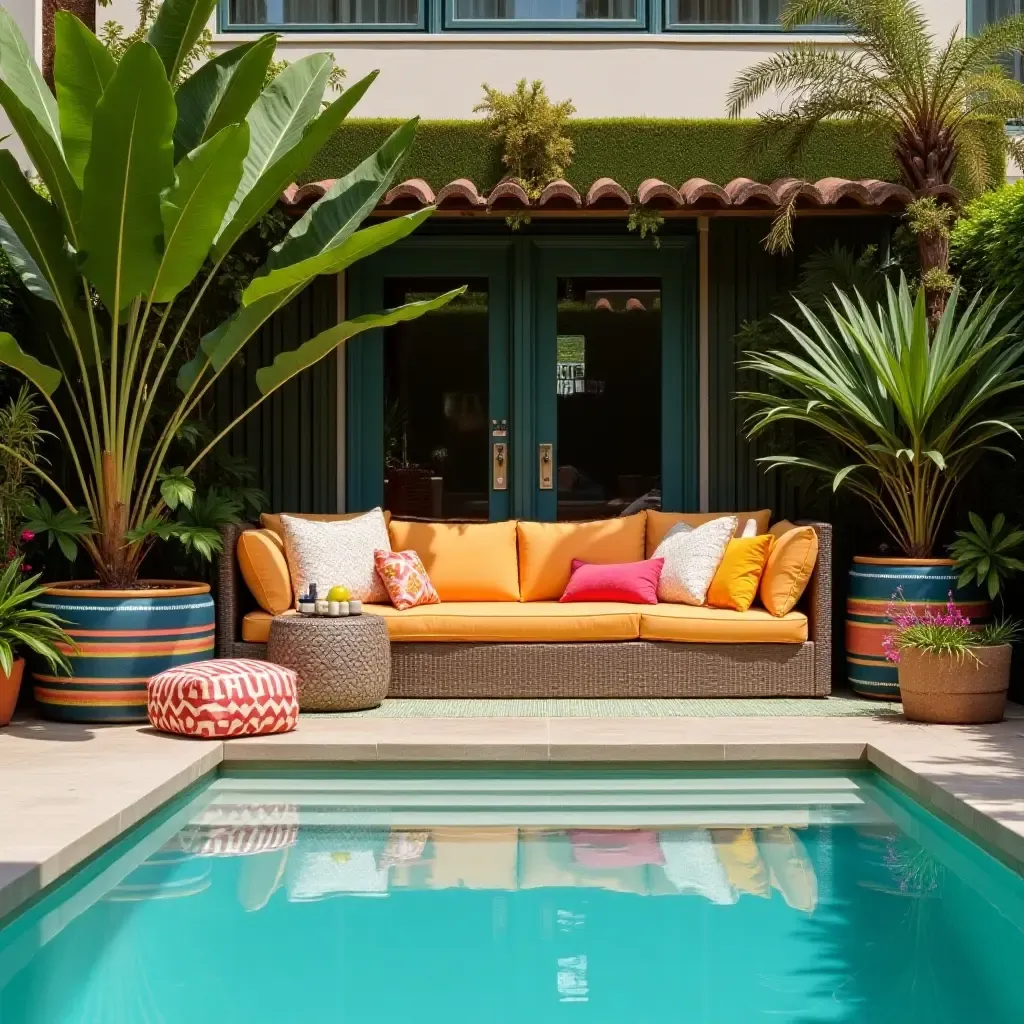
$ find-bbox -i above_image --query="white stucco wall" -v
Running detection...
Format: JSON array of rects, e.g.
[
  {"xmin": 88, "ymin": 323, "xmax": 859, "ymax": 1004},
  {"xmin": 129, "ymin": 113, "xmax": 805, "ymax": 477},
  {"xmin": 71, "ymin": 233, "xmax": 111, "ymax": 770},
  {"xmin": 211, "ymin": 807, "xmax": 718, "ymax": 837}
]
[
  {"xmin": 88, "ymin": 0, "xmax": 975, "ymax": 120},
  {"xmin": 1, "ymin": 0, "xmax": 40, "ymax": 167}
]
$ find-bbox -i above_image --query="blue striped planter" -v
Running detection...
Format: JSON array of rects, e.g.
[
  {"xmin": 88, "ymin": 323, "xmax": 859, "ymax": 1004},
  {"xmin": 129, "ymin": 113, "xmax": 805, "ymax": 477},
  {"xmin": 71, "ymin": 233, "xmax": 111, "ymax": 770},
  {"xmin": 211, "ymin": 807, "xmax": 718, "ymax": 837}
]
[
  {"xmin": 32, "ymin": 582, "xmax": 216, "ymax": 723},
  {"xmin": 846, "ymin": 558, "xmax": 988, "ymax": 700}
]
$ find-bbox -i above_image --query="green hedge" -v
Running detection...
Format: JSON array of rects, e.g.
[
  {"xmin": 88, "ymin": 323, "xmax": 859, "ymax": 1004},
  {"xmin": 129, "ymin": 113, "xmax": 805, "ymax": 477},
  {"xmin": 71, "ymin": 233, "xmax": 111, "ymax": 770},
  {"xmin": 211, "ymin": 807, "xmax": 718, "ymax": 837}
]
[{"xmin": 302, "ymin": 117, "xmax": 1005, "ymax": 194}]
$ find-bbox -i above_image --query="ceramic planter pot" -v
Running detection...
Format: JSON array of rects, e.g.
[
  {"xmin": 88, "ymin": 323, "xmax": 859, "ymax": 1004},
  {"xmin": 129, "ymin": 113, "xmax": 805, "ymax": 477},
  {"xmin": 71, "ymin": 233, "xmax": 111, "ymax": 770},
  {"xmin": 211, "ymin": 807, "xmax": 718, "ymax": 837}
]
[
  {"xmin": 0, "ymin": 657, "xmax": 25, "ymax": 727},
  {"xmin": 898, "ymin": 644, "xmax": 1011, "ymax": 724},
  {"xmin": 845, "ymin": 556, "xmax": 988, "ymax": 700},
  {"xmin": 31, "ymin": 582, "xmax": 215, "ymax": 723}
]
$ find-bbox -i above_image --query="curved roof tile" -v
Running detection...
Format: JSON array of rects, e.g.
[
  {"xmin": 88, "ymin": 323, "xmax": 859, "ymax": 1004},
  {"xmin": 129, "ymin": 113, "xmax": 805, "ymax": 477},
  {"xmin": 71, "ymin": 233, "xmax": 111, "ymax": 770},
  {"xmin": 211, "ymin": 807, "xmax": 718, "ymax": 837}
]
[{"xmin": 280, "ymin": 176, "xmax": 948, "ymax": 215}]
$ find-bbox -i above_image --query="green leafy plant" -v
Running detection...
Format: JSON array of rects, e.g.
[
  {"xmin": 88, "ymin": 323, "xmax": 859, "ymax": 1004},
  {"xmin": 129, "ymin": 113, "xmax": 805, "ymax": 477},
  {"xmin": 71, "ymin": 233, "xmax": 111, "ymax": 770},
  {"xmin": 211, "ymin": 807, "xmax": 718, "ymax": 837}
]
[
  {"xmin": 739, "ymin": 277, "xmax": 1024, "ymax": 557},
  {"xmin": 0, "ymin": 385, "xmax": 46, "ymax": 564},
  {"xmin": 728, "ymin": 0, "xmax": 1024, "ymax": 314},
  {"xmin": 949, "ymin": 512, "xmax": 1024, "ymax": 601},
  {"xmin": 626, "ymin": 206, "xmax": 664, "ymax": 248},
  {"xmin": 475, "ymin": 79, "xmax": 574, "ymax": 227},
  {"xmin": 0, "ymin": 557, "xmax": 73, "ymax": 676},
  {"xmin": 882, "ymin": 590, "xmax": 1017, "ymax": 660},
  {"xmin": 0, "ymin": 0, "xmax": 462, "ymax": 588}
]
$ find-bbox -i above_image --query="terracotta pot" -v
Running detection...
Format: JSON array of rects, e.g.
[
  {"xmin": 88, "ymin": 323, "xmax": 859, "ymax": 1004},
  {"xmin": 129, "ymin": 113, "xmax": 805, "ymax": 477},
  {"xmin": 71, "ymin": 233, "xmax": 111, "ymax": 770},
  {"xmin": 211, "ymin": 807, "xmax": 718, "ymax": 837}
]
[
  {"xmin": 31, "ymin": 581, "xmax": 215, "ymax": 723},
  {"xmin": 846, "ymin": 556, "xmax": 988, "ymax": 700},
  {"xmin": 898, "ymin": 644, "xmax": 1011, "ymax": 724},
  {"xmin": 0, "ymin": 657, "xmax": 25, "ymax": 727}
]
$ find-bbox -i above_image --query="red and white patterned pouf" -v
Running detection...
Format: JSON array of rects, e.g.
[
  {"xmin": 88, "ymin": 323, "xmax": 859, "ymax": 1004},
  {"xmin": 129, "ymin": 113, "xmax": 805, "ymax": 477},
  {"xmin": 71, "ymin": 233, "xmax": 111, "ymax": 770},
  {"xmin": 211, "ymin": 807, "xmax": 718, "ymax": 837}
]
[{"xmin": 148, "ymin": 659, "xmax": 298, "ymax": 739}]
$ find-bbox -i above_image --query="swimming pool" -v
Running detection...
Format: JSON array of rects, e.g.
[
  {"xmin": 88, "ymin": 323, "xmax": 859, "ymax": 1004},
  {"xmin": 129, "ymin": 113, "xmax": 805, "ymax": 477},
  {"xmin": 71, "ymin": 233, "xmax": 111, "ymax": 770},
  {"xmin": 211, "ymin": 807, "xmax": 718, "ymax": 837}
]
[{"xmin": 1, "ymin": 768, "xmax": 1021, "ymax": 1022}]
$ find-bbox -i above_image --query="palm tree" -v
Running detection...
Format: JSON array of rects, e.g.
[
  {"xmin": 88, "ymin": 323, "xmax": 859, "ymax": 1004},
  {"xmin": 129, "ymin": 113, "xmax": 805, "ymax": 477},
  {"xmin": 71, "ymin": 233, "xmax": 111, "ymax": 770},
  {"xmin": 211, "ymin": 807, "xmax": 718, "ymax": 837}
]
[{"xmin": 728, "ymin": 0, "xmax": 1024, "ymax": 318}]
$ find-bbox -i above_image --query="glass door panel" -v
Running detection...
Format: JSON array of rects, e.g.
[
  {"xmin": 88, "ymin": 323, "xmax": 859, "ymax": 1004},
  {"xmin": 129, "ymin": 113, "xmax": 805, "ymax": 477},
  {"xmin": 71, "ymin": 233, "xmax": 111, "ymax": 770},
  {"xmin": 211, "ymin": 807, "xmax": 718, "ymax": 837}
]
[
  {"xmin": 382, "ymin": 277, "xmax": 490, "ymax": 520},
  {"xmin": 554, "ymin": 276, "xmax": 662, "ymax": 521}
]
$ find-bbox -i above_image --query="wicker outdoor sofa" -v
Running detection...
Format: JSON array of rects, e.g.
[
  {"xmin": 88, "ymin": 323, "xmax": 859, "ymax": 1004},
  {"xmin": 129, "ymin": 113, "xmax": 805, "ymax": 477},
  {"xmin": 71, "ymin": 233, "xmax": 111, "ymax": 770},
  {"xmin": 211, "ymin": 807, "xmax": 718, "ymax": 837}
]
[{"xmin": 216, "ymin": 514, "xmax": 832, "ymax": 699}]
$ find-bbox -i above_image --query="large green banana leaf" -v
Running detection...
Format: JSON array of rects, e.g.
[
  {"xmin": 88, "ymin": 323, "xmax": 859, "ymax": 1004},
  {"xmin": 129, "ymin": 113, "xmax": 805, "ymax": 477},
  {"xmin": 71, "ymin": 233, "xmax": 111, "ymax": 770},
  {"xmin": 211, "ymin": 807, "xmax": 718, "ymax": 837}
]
[
  {"xmin": 0, "ymin": 333, "xmax": 62, "ymax": 397},
  {"xmin": 152, "ymin": 122, "xmax": 250, "ymax": 302},
  {"xmin": 173, "ymin": 34, "xmax": 276, "ymax": 160},
  {"xmin": 211, "ymin": 68, "xmax": 379, "ymax": 261},
  {"xmin": 147, "ymin": 0, "xmax": 218, "ymax": 83},
  {"xmin": 53, "ymin": 11, "xmax": 116, "ymax": 187},
  {"xmin": 254, "ymin": 289, "xmax": 465, "ymax": 395},
  {"xmin": 80, "ymin": 41, "xmax": 176, "ymax": 313}
]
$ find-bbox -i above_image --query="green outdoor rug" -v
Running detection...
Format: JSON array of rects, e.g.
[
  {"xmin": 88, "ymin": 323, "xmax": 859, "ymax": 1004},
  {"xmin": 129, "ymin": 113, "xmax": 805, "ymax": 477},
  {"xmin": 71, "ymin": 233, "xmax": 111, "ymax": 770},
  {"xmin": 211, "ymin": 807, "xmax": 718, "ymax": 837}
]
[{"xmin": 304, "ymin": 693, "xmax": 904, "ymax": 719}]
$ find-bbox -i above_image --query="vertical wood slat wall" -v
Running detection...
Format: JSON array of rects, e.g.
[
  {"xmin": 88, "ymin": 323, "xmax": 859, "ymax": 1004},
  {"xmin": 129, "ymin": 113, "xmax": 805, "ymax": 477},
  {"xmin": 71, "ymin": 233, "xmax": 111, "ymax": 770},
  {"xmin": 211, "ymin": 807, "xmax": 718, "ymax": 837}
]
[
  {"xmin": 707, "ymin": 216, "xmax": 891, "ymax": 521},
  {"xmin": 213, "ymin": 275, "xmax": 338, "ymax": 514}
]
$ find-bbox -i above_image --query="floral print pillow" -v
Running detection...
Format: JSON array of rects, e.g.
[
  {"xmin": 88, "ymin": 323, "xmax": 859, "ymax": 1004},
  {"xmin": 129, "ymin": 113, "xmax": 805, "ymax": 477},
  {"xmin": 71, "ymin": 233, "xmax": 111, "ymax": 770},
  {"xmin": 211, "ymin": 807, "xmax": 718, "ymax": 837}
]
[{"xmin": 373, "ymin": 549, "xmax": 440, "ymax": 611}]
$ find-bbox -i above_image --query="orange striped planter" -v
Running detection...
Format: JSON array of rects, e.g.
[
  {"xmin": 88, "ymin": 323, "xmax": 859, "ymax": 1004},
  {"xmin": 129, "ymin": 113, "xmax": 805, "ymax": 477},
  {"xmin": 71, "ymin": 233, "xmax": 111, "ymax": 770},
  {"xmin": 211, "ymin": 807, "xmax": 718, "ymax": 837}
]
[
  {"xmin": 846, "ymin": 557, "xmax": 988, "ymax": 700},
  {"xmin": 31, "ymin": 582, "xmax": 215, "ymax": 723}
]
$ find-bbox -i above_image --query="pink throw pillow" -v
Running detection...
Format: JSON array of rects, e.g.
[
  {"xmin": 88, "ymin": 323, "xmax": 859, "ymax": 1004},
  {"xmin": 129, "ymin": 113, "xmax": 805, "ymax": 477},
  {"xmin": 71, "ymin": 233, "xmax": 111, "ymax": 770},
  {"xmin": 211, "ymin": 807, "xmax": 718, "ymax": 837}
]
[
  {"xmin": 374, "ymin": 549, "xmax": 440, "ymax": 611},
  {"xmin": 559, "ymin": 557, "xmax": 664, "ymax": 605}
]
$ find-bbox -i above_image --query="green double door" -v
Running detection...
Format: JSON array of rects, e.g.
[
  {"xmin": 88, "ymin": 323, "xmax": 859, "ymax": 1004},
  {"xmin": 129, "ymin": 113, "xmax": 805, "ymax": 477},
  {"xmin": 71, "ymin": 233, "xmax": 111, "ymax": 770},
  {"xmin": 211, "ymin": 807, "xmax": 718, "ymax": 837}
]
[{"xmin": 347, "ymin": 235, "xmax": 697, "ymax": 522}]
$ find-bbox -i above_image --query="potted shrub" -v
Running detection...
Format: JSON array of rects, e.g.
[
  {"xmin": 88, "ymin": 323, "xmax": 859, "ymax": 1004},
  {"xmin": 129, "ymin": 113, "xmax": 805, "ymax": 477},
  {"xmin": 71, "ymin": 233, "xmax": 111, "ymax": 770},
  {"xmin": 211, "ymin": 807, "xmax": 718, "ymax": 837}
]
[
  {"xmin": 884, "ymin": 591, "xmax": 1019, "ymax": 724},
  {"xmin": 0, "ymin": 1, "xmax": 461, "ymax": 720},
  {"xmin": 740, "ymin": 278, "xmax": 1024, "ymax": 698},
  {"xmin": 0, "ymin": 558, "xmax": 73, "ymax": 726}
]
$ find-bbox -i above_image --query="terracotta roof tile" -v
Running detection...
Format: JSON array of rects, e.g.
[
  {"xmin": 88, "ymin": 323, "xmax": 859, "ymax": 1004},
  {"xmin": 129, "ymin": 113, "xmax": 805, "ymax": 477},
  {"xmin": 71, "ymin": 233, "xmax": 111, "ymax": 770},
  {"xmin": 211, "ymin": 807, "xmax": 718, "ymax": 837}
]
[{"xmin": 281, "ymin": 175, "xmax": 945, "ymax": 215}]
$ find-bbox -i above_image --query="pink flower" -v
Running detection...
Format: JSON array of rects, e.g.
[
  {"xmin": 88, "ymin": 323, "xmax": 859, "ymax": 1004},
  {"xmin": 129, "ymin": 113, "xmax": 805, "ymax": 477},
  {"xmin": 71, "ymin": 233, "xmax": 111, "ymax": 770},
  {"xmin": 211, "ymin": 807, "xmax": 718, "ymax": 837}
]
[
  {"xmin": 5, "ymin": 547, "xmax": 15, "ymax": 560},
  {"xmin": 19, "ymin": 563, "xmax": 31, "ymax": 572},
  {"xmin": 20, "ymin": 530, "xmax": 34, "ymax": 543},
  {"xmin": 881, "ymin": 589, "xmax": 970, "ymax": 663}
]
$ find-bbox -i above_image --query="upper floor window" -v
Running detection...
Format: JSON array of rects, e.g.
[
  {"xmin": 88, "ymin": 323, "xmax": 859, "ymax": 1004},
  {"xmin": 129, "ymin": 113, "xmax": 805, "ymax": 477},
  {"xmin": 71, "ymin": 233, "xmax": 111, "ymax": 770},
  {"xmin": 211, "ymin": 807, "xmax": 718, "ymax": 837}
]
[
  {"xmin": 221, "ymin": 0, "xmax": 840, "ymax": 32},
  {"xmin": 969, "ymin": 0, "xmax": 1023, "ymax": 80}
]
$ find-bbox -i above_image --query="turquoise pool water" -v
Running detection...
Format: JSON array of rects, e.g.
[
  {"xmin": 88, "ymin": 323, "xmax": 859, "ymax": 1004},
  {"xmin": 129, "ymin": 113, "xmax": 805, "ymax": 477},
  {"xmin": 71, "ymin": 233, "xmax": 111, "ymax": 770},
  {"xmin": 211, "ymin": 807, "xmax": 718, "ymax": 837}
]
[{"xmin": 1, "ymin": 769, "xmax": 1022, "ymax": 1022}]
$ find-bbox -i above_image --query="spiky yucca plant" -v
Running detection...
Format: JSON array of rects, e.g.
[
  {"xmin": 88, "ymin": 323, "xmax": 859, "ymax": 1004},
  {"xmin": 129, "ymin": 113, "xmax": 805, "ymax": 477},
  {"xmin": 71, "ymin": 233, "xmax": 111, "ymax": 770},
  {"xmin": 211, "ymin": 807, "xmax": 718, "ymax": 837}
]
[
  {"xmin": 0, "ymin": 558, "xmax": 73, "ymax": 676},
  {"xmin": 740, "ymin": 278, "xmax": 1024, "ymax": 557}
]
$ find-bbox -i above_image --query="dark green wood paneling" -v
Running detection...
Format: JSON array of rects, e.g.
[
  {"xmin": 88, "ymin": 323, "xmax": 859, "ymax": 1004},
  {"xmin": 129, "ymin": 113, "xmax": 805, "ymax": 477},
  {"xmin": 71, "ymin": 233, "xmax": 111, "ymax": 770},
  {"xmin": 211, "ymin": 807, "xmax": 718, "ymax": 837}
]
[
  {"xmin": 708, "ymin": 216, "xmax": 891, "ymax": 520},
  {"xmin": 213, "ymin": 276, "xmax": 338, "ymax": 514}
]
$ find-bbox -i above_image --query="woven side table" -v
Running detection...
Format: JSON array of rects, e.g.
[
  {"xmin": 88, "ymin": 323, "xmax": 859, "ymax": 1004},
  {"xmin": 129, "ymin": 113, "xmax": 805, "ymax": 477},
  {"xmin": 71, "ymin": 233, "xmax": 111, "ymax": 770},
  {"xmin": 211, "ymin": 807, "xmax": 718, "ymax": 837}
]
[{"xmin": 267, "ymin": 613, "xmax": 391, "ymax": 711}]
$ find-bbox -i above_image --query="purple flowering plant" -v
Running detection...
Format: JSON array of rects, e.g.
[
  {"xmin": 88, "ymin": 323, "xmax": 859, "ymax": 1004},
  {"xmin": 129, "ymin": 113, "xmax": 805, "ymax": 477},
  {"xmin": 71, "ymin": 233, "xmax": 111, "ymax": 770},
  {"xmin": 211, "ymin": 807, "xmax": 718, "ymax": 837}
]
[{"xmin": 883, "ymin": 587, "xmax": 1019, "ymax": 662}]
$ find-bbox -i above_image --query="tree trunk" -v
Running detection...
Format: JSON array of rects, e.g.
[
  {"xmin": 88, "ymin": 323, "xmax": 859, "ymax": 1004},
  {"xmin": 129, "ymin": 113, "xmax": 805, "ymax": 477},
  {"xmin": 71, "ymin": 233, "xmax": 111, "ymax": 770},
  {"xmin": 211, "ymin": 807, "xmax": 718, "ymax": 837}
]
[
  {"xmin": 42, "ymin": 0, "xmax": 96, "ymax": 88},
  {"xmin": 916, "ymin": 227, "xmax": 951, "ymax": 326}
]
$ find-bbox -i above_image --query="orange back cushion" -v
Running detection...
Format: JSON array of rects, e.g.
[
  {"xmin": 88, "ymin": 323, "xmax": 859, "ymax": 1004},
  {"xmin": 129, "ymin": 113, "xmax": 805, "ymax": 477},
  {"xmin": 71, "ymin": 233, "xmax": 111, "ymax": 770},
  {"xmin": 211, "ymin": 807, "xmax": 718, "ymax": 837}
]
[
  {"xmin": 646, "ymin": 509, "xmax": 771, "ymax": 557},
  {"xmin": 760, "ymin": 526, "xmax": 819, "ymax": 616},
  {"xmin": 237, "ymin": 529, "xmax": 293, "ymax": 615},
  {"xmin": 387, "ymin": 520, "xmax": 520, "ymax": 601},
  {"xmin": 517, "ymin": 514, "xmax": 647, "ymax": 602},
  {"xmin": 261, "ymin": 510, "xmax": 391, "ymax": 541},
  {"xmin": 706, "ymin": 535, "xmax": 774, "ymax": 612}
]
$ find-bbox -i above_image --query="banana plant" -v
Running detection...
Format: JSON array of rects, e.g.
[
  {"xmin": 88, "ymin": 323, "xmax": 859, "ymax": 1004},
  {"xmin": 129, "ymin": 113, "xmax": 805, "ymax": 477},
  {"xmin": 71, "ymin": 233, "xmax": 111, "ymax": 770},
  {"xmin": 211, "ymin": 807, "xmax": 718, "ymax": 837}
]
[{"xmin": 0, "ymin": 0, "xmax": 461, "ymax": 587}]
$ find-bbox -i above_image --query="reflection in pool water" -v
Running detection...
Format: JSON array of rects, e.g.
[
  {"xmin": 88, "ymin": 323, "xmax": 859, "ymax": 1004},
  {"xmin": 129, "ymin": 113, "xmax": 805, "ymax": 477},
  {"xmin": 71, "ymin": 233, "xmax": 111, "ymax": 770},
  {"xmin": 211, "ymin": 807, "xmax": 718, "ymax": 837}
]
[{"xmin": 1, "ymin": 770, "xmax": 1022, "ymax": 1022}]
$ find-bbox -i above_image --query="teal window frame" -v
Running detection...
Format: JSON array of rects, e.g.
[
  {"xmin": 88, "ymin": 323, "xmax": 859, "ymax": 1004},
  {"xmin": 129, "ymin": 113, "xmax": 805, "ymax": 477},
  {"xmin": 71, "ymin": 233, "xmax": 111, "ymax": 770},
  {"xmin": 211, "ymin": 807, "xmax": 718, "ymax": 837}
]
[
  {"xmin": 661, "ymin": 0, "xmax": 844, "ymax": 32},
  {"xmin": 219, "ymin": 0, "xmax": 426, "ymax": 32},
  {"xmin": 444, "ymin": 0, "xmax": 647, "ymax": 31},
  {"xmin": 967, "ymin": 1, "xmax": 1024, "ymax": 83}
]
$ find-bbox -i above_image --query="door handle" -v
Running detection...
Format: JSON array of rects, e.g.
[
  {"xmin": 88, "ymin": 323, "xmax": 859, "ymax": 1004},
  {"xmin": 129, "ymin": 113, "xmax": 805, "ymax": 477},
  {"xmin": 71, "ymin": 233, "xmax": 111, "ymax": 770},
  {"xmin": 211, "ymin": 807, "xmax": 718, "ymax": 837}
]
[
  {"xmin": 493, "ymin": 442, "xmax": 508, "ymax": 491},
  {"xmin": 539, "ymin": 443, "xmax": 554, "ymax": 490}
]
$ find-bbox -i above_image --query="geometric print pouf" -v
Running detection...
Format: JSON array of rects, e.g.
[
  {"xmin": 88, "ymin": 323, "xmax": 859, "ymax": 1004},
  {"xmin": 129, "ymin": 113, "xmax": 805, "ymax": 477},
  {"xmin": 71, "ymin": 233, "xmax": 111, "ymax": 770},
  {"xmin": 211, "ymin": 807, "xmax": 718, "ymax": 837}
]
[{"xmin": 148, "ymin": 659, "xmax": 298, "ymax": 739}]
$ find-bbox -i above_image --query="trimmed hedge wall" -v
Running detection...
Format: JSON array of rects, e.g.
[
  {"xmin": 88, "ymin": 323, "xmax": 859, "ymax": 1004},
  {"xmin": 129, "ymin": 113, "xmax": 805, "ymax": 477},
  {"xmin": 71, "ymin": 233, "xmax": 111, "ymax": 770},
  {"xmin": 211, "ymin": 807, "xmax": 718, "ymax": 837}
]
[{"xmin": 302, "ymin": 118, "xmax": 1005, "ymax": 194}]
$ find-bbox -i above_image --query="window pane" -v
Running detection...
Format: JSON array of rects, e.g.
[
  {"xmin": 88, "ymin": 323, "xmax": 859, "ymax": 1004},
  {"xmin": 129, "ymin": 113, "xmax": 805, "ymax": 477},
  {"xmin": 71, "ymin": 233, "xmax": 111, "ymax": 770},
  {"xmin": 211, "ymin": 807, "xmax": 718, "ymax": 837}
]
[
  {"xmin": 452, "ymin": 0, "xmax": 637, "ymax": 21},
  {"xmin": 667, "ymin": 0, "xmax": 835, "ymax": 25},
  {"xmin": 228, "ymin": 0, "xmax": 420, "ymax": 25},
  {"xmin": 555, "ymin": 278, "xmax": 661, "ymax": 521},
  {"xmin": 383, "ymin": 278, "xmax": 491, "ymax": 521}
]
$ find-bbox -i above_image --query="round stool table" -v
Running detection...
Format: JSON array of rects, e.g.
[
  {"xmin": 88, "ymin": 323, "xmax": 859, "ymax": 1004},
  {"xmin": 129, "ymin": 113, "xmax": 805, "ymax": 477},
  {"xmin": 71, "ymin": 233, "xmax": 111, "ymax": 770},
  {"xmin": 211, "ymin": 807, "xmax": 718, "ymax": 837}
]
[{"xmin": 267, "ymin": 613, "xmax": 391, "ymax": 711}]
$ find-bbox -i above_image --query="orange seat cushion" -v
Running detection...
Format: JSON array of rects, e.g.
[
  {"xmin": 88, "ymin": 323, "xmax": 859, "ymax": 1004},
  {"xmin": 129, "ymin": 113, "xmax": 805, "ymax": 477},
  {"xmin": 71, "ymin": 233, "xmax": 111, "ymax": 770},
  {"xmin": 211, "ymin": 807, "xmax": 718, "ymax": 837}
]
[
  {"xmin": 363, "ymin": 601, "xmax": 641, "ymax": 642},
  {"xmin": 639, "ymin": 603, "xmax": 807, "ymax": 643},
  {"xmin": 517, "ymin": 514, "xmax": 647, "ymax": 602},
  {"xmin": 237, "ymin": 529, "xmax": 293, "ymax": 615},
  {"xmin": 388, "ymin": 520, "xmax": 520, "ymax": 601},
  {"xmin": 706, "ymin": 535, "xmax": 775, "ymax": 612},
  {"xmin": 242, "ymin": 610, "xmax": 297, "ymax": 643},
  {"xmin": 646, "ymin": 510, "xmax": 771, "ymax": 558},
  {"xmin": 760, "ymin": 526, "xmax": 819, "ymax": 616},
  {"xmin": 261, "ymin": 510, "xmax": 391, "ymax": 541}
]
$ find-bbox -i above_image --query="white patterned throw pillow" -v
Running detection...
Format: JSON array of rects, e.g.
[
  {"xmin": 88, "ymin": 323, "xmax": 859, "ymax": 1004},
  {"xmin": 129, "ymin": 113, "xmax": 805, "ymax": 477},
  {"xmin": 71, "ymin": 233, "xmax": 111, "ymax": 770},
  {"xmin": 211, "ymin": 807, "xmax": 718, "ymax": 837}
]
[
  {"xmin": 278, "ymin": 508, "xmax": 391, "ymax": 605},
  {"xmin": 653, "ymin": 516, "xmax": 738, "ymax": 605}
]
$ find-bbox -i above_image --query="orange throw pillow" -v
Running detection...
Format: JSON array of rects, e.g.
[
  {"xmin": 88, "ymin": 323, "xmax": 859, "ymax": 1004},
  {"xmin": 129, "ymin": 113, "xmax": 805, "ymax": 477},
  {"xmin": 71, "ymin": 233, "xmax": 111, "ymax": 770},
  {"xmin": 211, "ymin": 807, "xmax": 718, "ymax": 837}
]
[
  {"xmin": 237, "ymin": 529, "xmax": 293, "ymax": 615},
  {"xmin": 706, "ymin": 535, "xmax": 774, "ymax": 612},
  {"xmin": 374, "ymin": 550, "xmax": 440, "ymax": 611},
  {"xmin": 760, "ymin": 526, "xmax": 819, "ymax": 616}
]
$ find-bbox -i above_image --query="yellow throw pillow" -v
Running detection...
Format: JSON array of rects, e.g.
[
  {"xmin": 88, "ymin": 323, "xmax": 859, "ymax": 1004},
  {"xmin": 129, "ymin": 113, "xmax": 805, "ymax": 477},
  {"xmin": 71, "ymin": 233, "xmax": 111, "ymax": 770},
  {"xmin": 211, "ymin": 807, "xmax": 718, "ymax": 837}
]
[
  {"xmin": 388, "ymin": 520, "xmax": 520, "ymax": 601},
  {"xmin": 646, "ymin": 509, "xmax": 771, "ymax": 557},
  {"xmin": 760, "ymin": 526, "xmax": 819, "ymax": 617},
  {"xmin": 706, "ymin": 535, "xmax": 774, "ymax": 612},
  {"xmin": 517, "ymin": 514, "xmax": 647, "ymax": 602},
  {"xmin": 237, "ymin": 529, "xmax": 293, "ymax": 614}
]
